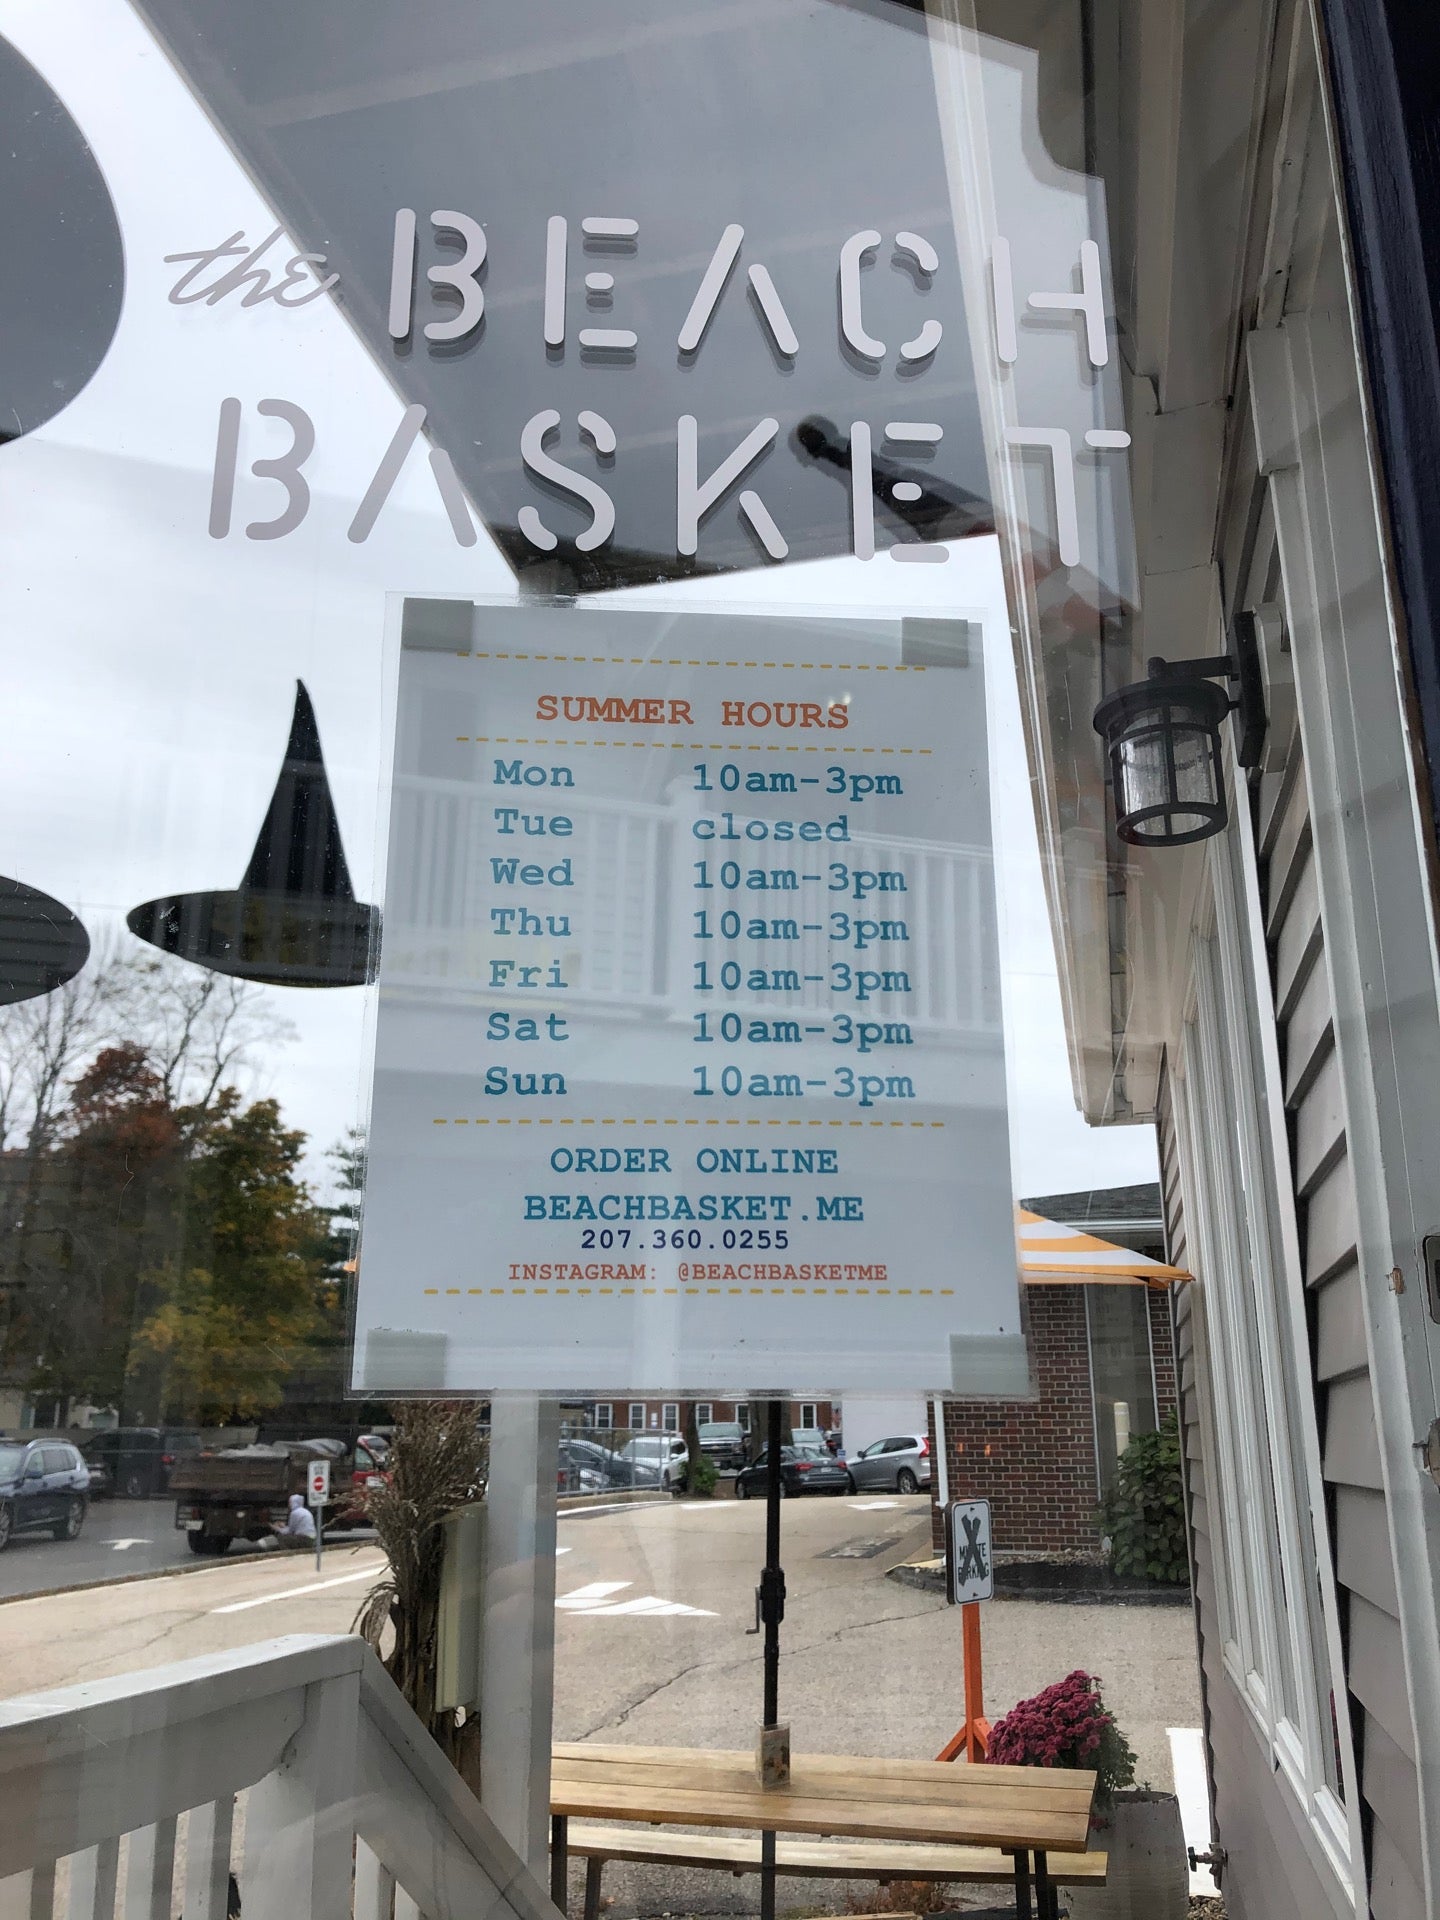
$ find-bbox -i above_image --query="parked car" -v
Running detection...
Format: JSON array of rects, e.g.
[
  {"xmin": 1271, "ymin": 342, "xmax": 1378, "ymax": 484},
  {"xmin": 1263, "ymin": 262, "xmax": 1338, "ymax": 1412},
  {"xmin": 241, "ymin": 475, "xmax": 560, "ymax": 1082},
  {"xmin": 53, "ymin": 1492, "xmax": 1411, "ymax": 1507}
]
[
  {"xmin": 618, "ymin": 1433, "xmax": 688, "ymax": 1489},
  {"xmin": 81, "ymin": 1427, "xmax": 203, "ymax": 1499},
  {"xmin": 697, "ymin": 1421, "xmax": 747, "ymax": 1470},
  {"xmin": 80, "ymin": 1454, "xmax": 114, "ymax": 1499},
  {"xmin": 0, "ymin": 1438, "xmax": 89, "ymax": 1548},
  {"xmin": 561, "ymin": 1437, "xmax": 633, "ymax": 1489},
  {"xmin": 734, "ymin": 1445, "xmax": 854, "ymax": 1499},
  {"xmin": 847, "ymin": 1433, "xmax": 932, "ymax": 1493}
]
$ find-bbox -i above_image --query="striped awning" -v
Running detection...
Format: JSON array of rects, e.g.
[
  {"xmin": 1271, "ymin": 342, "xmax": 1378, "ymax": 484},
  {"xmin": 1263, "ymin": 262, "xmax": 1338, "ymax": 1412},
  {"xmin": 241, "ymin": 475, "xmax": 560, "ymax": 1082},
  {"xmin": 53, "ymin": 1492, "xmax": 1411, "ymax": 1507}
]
[{"xmin": 1017, "ymin": 1207, "xmax": 1193, "ymax": 1288}]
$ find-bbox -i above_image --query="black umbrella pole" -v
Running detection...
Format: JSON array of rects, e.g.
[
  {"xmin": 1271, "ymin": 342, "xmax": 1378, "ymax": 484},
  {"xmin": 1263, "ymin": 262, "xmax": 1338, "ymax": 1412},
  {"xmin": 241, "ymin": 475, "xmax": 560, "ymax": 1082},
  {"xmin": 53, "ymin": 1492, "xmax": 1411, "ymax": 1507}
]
[
  {"xmin": 763, "ymin": 1397, "xmax": 784, "ymax": 1723},
  {"xmin": 760, "ymin": 1399, "xmax": 786, "ymax": 1920}
]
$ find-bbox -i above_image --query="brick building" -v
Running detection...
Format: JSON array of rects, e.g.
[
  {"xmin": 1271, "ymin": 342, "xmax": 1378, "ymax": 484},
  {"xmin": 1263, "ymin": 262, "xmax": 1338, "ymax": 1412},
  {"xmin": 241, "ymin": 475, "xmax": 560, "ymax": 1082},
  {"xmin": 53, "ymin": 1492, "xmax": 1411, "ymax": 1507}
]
[
  {"xmin": 580, "ymin": 1398, "xmax": 837, "ymax": 1442},
  {"xmin": 929, "ymin": 1185, "xmax": 1181, "ymax": 1556}
]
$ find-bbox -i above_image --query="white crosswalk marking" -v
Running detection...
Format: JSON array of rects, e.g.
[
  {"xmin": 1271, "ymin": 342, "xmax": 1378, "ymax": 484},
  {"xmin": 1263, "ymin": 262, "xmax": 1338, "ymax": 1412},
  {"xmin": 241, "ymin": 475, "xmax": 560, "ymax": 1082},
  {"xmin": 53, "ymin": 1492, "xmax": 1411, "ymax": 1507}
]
[
  {"xmin": 849, "ymin": 1499, "xmax": 900, "ymax": 1511},
  {"xmin": 555, "ymin": 1581, "xmax": 630, "ymax": 1608},
  {"xmin": 555, "ymin": 1579, "xmax": 716, "ymax": 1619}
]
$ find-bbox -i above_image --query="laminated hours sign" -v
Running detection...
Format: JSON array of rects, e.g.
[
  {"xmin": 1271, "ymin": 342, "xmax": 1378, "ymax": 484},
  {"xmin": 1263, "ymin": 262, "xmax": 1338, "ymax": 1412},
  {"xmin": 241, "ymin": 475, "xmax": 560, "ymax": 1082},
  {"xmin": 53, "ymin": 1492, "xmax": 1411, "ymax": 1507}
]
[{"xmin": 352, "ymin": 602, "xmax": 1025, "ymax": 1395}]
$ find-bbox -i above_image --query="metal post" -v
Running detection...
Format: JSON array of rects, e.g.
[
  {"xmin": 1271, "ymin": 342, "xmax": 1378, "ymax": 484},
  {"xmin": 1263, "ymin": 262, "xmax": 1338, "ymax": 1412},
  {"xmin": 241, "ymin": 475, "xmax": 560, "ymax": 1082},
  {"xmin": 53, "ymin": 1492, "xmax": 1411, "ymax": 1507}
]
[
  {"xmin": 962, "ymin": 1601, "xmax": 984, "ymax": 1762},
  {"xmin": 759, "ymin": 1398, "xmax": 785, "ymax": 1920},
  {"xmin": 480, "ymin": 1396, "xmax": 560, "ymax": 1885},
  {"xmin": 314, "ymin": 1507, "xmax": 322, "ymax": 1575}
]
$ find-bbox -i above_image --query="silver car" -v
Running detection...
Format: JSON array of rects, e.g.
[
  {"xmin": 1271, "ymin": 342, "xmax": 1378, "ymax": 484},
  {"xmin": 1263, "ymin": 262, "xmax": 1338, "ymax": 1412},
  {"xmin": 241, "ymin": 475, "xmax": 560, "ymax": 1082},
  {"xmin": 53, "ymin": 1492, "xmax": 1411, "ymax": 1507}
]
[{"xmin": 847, "ymin": 1433, "xmax": 932, "ymax": 1494}]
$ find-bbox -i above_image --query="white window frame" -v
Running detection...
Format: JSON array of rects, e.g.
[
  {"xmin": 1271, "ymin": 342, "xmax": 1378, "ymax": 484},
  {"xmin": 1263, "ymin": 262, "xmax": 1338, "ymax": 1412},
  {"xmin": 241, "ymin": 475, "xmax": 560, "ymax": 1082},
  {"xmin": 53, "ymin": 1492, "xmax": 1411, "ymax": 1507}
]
[
  {"xmin": 695, "ymin": 1403, "xmax": 712, "ymax": 1426},
  {"xmin": 799, "ymin": 1404, "xmax": 818, "ymax": 1430},
  {"xmin": 627, "ymin": 1402, "xmax": 644, "ymax": 1431},
  {"xmin": 592, "ymin": 1403, "xmax": 612, "ymax": 1431},
  {"xmin": 661, "ymin": 1403, "xmax": 679, "ymax": 1433}
]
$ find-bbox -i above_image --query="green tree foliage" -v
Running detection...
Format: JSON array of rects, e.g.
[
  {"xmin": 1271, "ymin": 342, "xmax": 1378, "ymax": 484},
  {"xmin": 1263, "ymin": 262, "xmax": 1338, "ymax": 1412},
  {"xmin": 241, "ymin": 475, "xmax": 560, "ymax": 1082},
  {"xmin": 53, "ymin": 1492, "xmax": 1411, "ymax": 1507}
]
[
  {"xmin": 1098, "ymin": 1412, "xmax": 1189, "ymax": 1584},
  {"xmin": 0, "ymin": 953, "xmax": 326, "ymax": 1426},
  {"xmin": 130, "ymin": 1091, "xmax": 326, "ymax": 1423}
]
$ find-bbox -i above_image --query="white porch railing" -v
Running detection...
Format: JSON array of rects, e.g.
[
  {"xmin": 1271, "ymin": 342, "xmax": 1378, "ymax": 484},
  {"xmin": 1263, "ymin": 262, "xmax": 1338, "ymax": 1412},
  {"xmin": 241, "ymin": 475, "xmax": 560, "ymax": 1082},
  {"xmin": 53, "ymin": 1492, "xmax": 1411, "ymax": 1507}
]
[{"xmin": 0, "ymin": 1634, "xmax": 558, "ymax": 1920}]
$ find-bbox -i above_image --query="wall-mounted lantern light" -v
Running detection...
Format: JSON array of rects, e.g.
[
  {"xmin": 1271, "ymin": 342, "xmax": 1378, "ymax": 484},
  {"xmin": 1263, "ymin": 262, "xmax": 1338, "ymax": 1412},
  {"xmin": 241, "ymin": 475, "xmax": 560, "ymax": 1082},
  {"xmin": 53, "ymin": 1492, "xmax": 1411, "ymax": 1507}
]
[{"xmin": 1092, "ymin": 618, "xmax": 1266, "ymax": 847}]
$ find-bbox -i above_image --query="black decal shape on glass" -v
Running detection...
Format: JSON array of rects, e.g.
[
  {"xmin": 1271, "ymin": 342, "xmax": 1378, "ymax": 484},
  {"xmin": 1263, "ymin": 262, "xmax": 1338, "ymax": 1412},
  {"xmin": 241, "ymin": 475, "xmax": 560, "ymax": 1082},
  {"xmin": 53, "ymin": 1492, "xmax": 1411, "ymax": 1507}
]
[
  {"xmin": 0, "ymin": 34, "xmax": 123, "ymax": 443},
  {"xmin": 127, "ymin": 683, "xmax": 379, "ymax": 987},
  {"xmin": 0, "ymin": 878, "xmax": 90, "ymax": 1005}
]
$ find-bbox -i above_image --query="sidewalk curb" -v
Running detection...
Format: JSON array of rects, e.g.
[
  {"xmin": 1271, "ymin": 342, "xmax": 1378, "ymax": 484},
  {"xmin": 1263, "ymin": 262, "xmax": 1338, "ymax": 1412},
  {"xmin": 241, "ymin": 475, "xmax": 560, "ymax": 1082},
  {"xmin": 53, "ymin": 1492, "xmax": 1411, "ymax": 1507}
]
[{"xmin": 888, "ymin": 1557, "xmax": 1192, "ymax": 1607}]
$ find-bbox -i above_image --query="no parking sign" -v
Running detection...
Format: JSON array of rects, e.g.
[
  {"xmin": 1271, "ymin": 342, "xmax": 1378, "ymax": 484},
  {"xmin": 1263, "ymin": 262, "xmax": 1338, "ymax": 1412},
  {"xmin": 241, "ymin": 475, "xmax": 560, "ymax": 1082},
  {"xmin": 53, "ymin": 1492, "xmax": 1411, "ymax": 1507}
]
[
  {"xmin": 945, "ymin": 1498, "xmax": 993, "ymax": 1604},
  {"xmin": 307, "ymin": 1459, "xmax": 331, "ymax": 1508}
]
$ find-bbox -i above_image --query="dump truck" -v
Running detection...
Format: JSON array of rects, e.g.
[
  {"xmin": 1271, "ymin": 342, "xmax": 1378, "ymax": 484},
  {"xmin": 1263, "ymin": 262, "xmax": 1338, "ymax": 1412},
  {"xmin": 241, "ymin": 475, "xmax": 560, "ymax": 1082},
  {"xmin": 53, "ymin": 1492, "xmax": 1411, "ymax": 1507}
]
[{"xmin": 171, "ymin": 1435, "xmax": 388, "ymax": 1554}]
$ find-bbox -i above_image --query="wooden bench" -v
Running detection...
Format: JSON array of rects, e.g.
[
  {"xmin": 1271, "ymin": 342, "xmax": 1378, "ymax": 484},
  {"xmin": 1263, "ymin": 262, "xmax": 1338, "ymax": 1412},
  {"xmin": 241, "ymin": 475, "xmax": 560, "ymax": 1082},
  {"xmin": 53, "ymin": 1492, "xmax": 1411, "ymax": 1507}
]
[{"xmin": 563, "ymin": 1819, "xmax": 1108, "ymax": 1920}]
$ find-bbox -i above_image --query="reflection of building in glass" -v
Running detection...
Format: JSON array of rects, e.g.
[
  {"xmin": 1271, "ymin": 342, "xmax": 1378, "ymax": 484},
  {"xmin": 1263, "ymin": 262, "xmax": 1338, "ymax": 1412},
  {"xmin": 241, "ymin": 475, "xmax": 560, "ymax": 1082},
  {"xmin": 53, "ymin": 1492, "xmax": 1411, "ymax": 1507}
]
[{"xmin": 929, "ymin": 1185, "xmax": 1177, "ymax": 1557}]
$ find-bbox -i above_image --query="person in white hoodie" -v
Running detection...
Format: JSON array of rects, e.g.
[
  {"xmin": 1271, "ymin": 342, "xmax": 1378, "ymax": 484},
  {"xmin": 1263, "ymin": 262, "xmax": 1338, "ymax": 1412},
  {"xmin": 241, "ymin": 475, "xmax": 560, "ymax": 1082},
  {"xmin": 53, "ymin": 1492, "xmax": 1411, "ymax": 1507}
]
[{"xmin": 265, "ymin": 1492, "xmax": 316, "ymax": 1549}]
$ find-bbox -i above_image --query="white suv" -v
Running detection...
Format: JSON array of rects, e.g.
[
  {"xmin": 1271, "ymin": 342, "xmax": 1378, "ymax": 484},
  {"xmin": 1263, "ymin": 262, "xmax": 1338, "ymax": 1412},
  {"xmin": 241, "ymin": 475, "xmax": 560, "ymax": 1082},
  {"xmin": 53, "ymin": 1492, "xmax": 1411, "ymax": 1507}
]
[{"xmin": 618, "ymin": 1434, "xmax": 689, "ymax": 1489}]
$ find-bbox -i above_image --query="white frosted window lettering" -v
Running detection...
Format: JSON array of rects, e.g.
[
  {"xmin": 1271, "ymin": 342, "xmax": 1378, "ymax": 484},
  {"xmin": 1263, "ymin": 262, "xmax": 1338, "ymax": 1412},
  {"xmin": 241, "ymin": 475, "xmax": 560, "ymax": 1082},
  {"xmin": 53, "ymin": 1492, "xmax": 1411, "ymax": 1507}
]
[
  {"xmin": 519, "ymin": 409, "xmax": 617, "ymax": 553},
  {"xmin": 207, "ymin": 396, "xmax": 242, "ymax": 539},
  {"xmin": 1085, "ymin": 428, "xmax": 1133, "ymax": 450},
  {"xmin": 678, "ymin": 225, "xmax": 797, "ymax": 358},
  {"xmin": 745, "ymin": 265, "xmax": 799, "ymax": 358},
  {"xmin": 386, "ymin": 209, "xmax": 487, "ymax": 342},
  {"xmin": 388, "ymin": 207, "xmax": 417, "ymax": 339},
  {"xmin": 840, "ymin": 231, "xmax": 941, "ymax": 364},
  {"xmin": 544, "ymin": 214, "xmax": 568, "ymax": 348},
  {"xmin": 849, "ymin": 419, "xmax": 875, "ymax": 561},
  {"xmin": 884, "ymin": 423, "xmax": 947, "ymax": 563},
  {"xmin": 206, "ymin": 396, "xmax": 315, "ymax": 542},
  {"xmin": 839, "ymin": 229, "xmax": 885, "ymax": 360},
  {"xmin": 577, "ymin": 214, "xmax": 640, "ymax": 353},
  {"xmin": 893, "ymin": 231, "xmax": 942, "ymax": 361},
  {"xmin": 424, "ymin": 210, "xmax": 487, "ymax": 342},
  {"xmin": 347, "ymin": 402, "xmax": 475, "ymax": 545},
  {"xmin": 1026, "ymin": 237, "xmax": 1108, "ymax": 367},
  {"xmin": 678, "ymin": 225, "xmax": 744, "ymax": 352},
  {"xmin": 577, "ymin": 327, "xmax": 639, "ymax": 350},
  {"xmin": 675, "ymin": 414, "xmax": 786, "ymax": 559},
  {"xmin": 164, "ymin": 224, "xmax": 337, "ymax": 309},
  {"xmin": 990, "ymin": 236, "xmax": 1018, "ymax": 364}
]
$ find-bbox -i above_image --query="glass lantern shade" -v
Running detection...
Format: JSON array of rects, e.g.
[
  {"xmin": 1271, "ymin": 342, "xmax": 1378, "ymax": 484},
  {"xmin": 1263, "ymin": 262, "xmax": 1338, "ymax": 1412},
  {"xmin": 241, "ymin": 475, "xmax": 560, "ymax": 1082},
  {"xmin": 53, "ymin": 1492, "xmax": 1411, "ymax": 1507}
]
[{"xmin": 1092, "ymin": 675, "xmax": 1232, "ymax": 846}]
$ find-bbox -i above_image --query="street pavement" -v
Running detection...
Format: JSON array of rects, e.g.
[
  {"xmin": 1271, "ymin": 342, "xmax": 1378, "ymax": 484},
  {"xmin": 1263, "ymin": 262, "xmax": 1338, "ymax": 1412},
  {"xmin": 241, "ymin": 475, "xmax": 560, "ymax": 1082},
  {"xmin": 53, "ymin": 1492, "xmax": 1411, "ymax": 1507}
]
[
  {"xmin": 0, "ymin": 1494, "xmax": 1205, "ymax": 1916},
  {"xmin": 0, "ymin": 1491, "xmax": 377, "ymax": 1599}
]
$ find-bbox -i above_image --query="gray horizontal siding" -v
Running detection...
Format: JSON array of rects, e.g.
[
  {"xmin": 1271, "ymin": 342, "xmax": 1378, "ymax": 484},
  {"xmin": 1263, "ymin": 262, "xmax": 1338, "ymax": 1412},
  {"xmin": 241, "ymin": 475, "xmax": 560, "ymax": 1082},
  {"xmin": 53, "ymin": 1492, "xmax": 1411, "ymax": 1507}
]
[
  {"xmin": 1362, "ymin": 1712, "xmax": 1426, "ymax": 1904},
  {"xmin": 1314, "ymin": 1263, "xmax": 1368, "ymax": 1381},
  {"xmin": 1333, "ymin": 1487, "xmax": 1398, "ymax": 1617}
]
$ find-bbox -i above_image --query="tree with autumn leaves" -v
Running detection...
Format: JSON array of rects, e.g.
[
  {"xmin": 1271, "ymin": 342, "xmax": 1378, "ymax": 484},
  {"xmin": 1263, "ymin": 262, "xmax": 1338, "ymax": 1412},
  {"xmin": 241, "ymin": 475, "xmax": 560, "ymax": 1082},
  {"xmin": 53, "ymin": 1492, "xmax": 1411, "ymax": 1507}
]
[{"xmin": 0, "ymin": 952, "xmax": 344, "ymax": 1426}]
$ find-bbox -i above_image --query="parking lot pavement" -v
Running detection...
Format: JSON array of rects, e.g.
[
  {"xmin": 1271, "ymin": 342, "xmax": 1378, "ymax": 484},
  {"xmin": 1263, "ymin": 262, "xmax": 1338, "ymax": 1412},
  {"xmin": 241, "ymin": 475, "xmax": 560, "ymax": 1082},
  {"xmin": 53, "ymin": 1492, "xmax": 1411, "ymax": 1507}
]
[
  {"xmin": 0, "ymin": 1493, "xmax": 205, "ymax": 1597},
  {"xmin": 0, "ymin": 1492, "xmax": 1204, "ymax": 1915},
  {"xmin": 0, "ymin": 1493, "xmax": 378, "ymax": 1601}
]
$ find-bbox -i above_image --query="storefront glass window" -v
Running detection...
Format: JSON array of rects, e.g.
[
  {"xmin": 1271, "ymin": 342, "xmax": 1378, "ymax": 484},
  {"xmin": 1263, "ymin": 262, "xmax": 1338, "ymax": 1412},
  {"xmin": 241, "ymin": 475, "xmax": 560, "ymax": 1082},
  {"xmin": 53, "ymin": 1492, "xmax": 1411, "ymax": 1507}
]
[{"xmin": 5, "ymin": 0, "xmax": 1430, "ymax": 1915}]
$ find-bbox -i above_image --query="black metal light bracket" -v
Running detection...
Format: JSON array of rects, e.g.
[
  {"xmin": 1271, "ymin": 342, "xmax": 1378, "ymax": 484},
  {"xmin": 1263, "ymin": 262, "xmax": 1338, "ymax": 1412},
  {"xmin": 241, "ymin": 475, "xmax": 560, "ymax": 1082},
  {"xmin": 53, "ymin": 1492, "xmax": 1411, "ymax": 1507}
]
[{"xmin": 1142, "ymin": 611, "xmax": 1267, "ymax": 771}]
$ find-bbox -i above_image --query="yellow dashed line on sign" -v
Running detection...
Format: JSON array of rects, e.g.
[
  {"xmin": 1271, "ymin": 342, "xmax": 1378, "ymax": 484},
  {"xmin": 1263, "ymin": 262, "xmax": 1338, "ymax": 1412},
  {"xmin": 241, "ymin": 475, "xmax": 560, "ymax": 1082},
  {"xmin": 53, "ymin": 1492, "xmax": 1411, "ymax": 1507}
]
[
  {"xmin": 453, "ymin": 737, "xmax": 929, "ymax": 753},
  {"xmin": 454, "ymin": 652, "xmax": 923, "ymax": 672}
]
